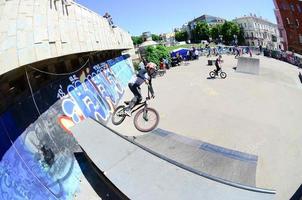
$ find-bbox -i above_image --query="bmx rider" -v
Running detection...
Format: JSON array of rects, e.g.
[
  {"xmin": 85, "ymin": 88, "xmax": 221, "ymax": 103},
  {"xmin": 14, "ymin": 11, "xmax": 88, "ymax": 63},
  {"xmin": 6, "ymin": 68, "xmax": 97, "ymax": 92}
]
[
  {"xmin": 215, "ymin": 55, "xmax": 223, "ymax": 75},
  {"xmin": 125, "ymin": 62, "xmax": 156, "ymax": 116}
]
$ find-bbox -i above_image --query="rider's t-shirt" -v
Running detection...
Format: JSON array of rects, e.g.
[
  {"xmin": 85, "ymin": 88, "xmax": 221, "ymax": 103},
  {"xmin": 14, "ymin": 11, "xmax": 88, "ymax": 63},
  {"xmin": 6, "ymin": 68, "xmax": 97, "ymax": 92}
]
[
  {"xmin": 215, "ymin": 58, "xmax": 221, "ymax": 69},
  {"xmin": 135, "ymin": 68, "xmax": 150, "ymax": 85},
  {"xmin": 139, "ymin": 62, "xmax": 146, "ymax": 70},
  {"xmin": 215, "ymin": 58, "xmax": 219, "ymax": 66}
]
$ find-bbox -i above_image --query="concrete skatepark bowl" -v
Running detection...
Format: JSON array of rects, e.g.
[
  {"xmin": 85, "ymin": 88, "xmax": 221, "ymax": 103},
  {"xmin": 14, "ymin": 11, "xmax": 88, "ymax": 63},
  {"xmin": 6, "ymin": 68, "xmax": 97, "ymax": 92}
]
[{"xmin": 0, "ymin": 1, "xmax": 302, "ymax": 199}]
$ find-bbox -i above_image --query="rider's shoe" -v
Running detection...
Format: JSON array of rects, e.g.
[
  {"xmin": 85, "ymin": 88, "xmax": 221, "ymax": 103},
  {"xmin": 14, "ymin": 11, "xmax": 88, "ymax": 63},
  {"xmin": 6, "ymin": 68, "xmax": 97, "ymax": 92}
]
[{"xmin": 124, "ymin": 108, "xmax": 132, "ymax": 117}]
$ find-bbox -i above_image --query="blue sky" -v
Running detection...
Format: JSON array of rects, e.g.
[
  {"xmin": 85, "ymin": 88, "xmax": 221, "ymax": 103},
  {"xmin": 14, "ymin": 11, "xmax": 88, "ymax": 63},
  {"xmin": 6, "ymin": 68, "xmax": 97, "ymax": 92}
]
[{"xmin": 76, "ymin": 0, "xmax": 277, "ymax": 36}]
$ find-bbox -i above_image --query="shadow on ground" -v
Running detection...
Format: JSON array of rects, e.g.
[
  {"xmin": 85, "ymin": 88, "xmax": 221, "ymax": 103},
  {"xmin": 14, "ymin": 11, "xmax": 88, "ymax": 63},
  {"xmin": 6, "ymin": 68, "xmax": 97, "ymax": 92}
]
[{"xmin": 74, "ymin": 152, "xmax": 129, "ymax": 200}]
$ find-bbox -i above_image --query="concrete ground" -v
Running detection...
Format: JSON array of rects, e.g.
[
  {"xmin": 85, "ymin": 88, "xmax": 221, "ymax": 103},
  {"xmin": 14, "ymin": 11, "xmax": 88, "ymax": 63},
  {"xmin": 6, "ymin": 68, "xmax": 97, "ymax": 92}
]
[{"xmin": 108, "ymin": 55, "xmax": 302, "ymax": 200}]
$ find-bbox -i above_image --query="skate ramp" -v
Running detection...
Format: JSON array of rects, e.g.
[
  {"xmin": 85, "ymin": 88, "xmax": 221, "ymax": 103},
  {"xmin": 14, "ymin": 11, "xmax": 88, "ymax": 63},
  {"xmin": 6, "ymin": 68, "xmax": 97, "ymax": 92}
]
[
  {"xmin": 236, "ymin": 57, "xmax": 260, "ymax": 75},
  {"xmin": 72, "ymin": 118, "xmax": 276, "ymax": 200},
  {"xmin": 134, "ymin": 128, "xmax": 258, "ymax": 186}
]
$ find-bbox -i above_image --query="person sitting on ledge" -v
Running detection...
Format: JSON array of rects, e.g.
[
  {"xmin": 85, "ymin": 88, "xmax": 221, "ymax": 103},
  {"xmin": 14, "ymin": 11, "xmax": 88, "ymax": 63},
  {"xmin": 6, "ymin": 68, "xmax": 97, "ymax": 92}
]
[{"xmin": 103, "ymin": 12, "xmax": 116, "ymax": 28}]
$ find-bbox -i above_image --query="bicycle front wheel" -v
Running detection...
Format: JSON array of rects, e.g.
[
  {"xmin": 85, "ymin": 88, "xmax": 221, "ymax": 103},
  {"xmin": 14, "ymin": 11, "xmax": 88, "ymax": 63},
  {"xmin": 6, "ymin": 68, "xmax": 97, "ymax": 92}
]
[
  {"xmin": 134, "ymin": 108, "xmax": 159, "ymax": 132},
  {"xmin": 220, "ymin": 72, "xmax": 227, "ymax": 79}
]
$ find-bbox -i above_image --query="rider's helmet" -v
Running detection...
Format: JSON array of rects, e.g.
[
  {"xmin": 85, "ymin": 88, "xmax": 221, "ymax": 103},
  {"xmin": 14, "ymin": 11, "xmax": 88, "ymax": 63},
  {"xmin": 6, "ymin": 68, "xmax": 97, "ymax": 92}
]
[{"xmin": 146, "ymin": 62, "xmax": 157, "ymax": 78}]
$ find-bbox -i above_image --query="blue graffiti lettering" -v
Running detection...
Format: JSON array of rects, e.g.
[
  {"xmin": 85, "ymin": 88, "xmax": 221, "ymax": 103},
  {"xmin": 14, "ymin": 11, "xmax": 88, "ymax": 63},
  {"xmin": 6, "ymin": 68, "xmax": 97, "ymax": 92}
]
[{"xmin": 61, "ymin": 56, "xmax": 134, "ymax": 125}]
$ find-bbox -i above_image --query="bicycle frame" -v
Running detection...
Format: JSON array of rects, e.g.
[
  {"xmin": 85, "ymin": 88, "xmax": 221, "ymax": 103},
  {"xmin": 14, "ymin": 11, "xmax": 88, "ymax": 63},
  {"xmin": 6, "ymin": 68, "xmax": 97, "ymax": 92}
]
[
  {"xmin": 131, "ymin": 101, "xmax": 147, "ymax": 114},
  {"xmin": 129, "ymin": 84, "xmax": 152, "ymax": 114}
]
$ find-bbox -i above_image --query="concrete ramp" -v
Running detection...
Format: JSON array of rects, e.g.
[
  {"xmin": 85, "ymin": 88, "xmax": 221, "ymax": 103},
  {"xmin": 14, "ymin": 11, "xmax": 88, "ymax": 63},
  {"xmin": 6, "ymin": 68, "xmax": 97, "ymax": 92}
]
[
  {"xmin": 134, "ymin": 128, "xmax": 258, "ymax": 186},
  {"xmin": 71, "ymin": 118, "xmax": 276, "ymax": 200},
  {"xmin": 236, "ymin": 57, "xmax": 260, "ymax": 75}
]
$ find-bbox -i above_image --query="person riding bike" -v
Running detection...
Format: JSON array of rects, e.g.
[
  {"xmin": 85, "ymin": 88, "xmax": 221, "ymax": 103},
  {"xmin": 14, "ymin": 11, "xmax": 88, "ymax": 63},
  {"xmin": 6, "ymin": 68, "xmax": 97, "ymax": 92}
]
[
  {"xmin": 124, "ymin": 62, "xmax": 156, "ymax": 116},
  {"xmin": 214, "ymin": 55, "xmax": 223, "ymax": 75}
]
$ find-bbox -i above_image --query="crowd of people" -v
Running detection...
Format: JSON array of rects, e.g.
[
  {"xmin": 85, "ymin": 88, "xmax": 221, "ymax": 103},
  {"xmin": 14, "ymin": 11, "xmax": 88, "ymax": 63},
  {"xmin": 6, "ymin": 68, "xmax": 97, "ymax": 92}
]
[
  {"xmin": 263, "ymin": 49, "xmax": 302, "ymax": 68},
  {"xmin": 137, "ymin": 45, "xmax": 301, "ymax": 77},
  {"xmin": 205, "ymin": 44, "xmax": 253, "ymax": 58}
]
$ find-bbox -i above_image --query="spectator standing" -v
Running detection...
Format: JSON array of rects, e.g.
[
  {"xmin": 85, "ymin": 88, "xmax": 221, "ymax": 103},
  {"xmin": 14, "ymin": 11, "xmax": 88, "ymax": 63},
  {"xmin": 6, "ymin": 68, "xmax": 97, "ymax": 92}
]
[
  {"xmin": 235, "ymin": 46, "xmax": 240, "ymax": 59},
  {"xmin": 159, "ymin": 58, "xmax": 166, "ymax": 70},
  {"xmin": 259, "ymin": 45, "xmax": 263, "ymax": 55},
  {"xmin": 163, "ymin": 58, "xmax": 170, "ymax": 69},
  {"xmin": 194, "ymin": 48, "xmax": 199, "ymax": 60}
]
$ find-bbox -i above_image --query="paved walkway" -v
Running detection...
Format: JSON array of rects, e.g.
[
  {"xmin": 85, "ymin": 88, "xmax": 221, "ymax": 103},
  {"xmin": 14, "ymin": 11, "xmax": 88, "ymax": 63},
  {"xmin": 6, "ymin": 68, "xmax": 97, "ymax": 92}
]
[{"xmin": 108, "ymin": 55, "xmax": 302, "ymax": 200}]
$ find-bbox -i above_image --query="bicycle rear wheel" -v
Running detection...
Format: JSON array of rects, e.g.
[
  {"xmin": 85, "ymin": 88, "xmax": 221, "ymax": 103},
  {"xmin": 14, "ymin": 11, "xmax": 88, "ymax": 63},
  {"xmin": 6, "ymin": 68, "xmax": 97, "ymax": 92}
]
[
  {"xmin": 134, "ymin": 108, "xmax": 159, "ymax": 132},
  {"xmin": 209, "ymin": 71, "xmax": 216, "ymax": 78},
  {"xmin": 112, "ymin": 105, "xmax": 126, "ymax": 125}
]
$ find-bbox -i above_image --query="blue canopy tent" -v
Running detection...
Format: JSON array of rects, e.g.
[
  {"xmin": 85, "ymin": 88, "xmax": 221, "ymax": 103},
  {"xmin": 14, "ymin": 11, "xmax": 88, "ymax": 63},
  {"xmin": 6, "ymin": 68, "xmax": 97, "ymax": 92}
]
[{"xmin": 170, "ymin": 48, "xmax": 190, "ymax": 60}]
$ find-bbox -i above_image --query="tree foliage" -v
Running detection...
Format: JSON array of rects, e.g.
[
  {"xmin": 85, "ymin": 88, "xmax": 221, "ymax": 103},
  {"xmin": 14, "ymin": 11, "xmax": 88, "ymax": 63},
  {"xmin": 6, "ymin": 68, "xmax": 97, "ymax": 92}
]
[
  {"xmin": 131, "ymin": 36, "xmax": 143, "ymax": 45},
  {"xmin": 209, "ymin": 24, "xmax": 222, "ymax": 42},
  {"xmin": 191, "ymin": 21, "xmax": 245, "ymax": 45},
  {"xmin": 152, "ymin": 34, "xmax": 161, "ymax": 42},
  {"xmin": 145, "ymin": 45, "xmax": 170, "ymax": 66},
  {"xmin": 192, "ymin": 22, "xmax": 210, "ymax": 42},
  {"xmin": 212, "ymin": 21, "xmax": 245, "ymax": 45},
  {"xmin": 175, "ymin": 31, "xmax": 188, "ymax": 42}
]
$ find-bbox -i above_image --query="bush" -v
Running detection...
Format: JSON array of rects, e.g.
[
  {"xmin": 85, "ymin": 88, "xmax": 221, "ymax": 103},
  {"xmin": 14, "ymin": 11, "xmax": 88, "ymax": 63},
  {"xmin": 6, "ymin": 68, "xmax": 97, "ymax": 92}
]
[
  {"xmin": 133, "ymin": 62, "xmax": 140, "ymax": 71},
  {"xmin": 145, "ymin": 45, "xmax": 170, "ymax": 66}
]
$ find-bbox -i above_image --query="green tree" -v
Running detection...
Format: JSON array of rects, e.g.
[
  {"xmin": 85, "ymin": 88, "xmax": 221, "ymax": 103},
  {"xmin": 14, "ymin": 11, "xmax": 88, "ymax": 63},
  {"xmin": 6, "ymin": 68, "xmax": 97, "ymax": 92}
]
[
  {"xmin": 220, "ymin": 21, "xmax": 243, "ymax": 45},
  {"xmin": 210, "ymin": 24, "xmax": 222, "ymax": 42},
  {"xmin": 131, "ymin": 36, "xmax": 143, "ymax": 45},
  {"xmin": 192, "ymin": 22, "xmax": 210, "ymax": 42},
  {"xmin": 238, "ymin": 27, "xmax": 245, "ymax": 45},
  {"xmin": 152, "ymin": 34, "xmax": 161, "ymax": 42},
  {"xmin": 145, "ymin": 45, "xmax": 170, "ymax": 66},
  {"xmin": 175, "ymin": 31, "xmax": 188, "ymax": 42}
]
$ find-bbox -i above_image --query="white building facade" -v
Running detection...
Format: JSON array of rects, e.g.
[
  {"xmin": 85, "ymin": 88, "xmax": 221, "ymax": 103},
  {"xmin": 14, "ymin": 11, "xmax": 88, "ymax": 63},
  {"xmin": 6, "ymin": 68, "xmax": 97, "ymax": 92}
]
[{"xmin": 234, "ymin": 15, "xmax": 283, "ymax": 50}]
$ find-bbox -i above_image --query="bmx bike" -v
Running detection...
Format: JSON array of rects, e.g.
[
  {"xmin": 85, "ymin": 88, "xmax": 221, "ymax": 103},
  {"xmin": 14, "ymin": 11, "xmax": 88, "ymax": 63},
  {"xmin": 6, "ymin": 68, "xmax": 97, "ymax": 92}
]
[
  {"xmin": 112, "ymin": 87, "xmax": 159, "ymax": 132},
  {"xmin": 209, "ymin": 69, "xmax": 227, "ymax": 79}
]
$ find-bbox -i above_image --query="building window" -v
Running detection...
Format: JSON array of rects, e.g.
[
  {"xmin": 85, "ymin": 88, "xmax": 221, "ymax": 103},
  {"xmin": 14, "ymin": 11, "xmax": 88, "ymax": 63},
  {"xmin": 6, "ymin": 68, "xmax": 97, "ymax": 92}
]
[
  {"xmin": 297, "ymin": 4, "xmax": 302, "ymax": 13},
  {"xmin": 286, "ymin": 18, "xmax": 290, "ymax": 24},
  {"xmin": 290, "ymin": 3, "xmax": 295, "ymax": 11},
  {"xmin": 296, "ymin": 19, "xmax": 300, "ymax": 27},
  {"xmin": 281, "ymin": 1, "xmax": 288, "ymax": 10},
  {"xmin": 299, "ymin": 34, "xmax": 302, "ymax": 44}
]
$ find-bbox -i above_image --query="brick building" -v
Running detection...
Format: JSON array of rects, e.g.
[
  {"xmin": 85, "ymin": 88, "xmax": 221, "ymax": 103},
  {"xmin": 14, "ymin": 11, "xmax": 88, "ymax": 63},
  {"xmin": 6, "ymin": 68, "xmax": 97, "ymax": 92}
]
[{"xmin": 274, "ymin": 0, "xmax": 302, "ymax": 53}]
